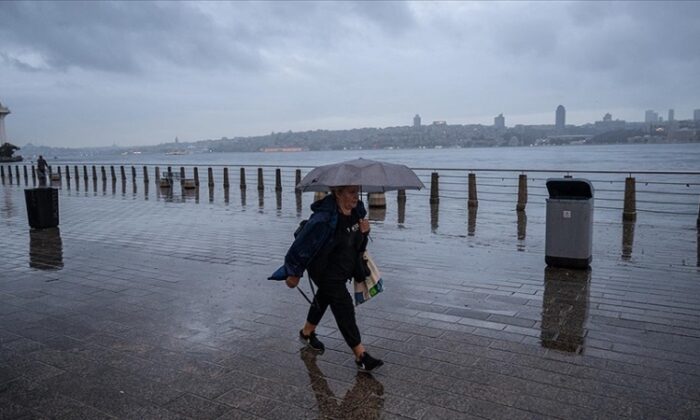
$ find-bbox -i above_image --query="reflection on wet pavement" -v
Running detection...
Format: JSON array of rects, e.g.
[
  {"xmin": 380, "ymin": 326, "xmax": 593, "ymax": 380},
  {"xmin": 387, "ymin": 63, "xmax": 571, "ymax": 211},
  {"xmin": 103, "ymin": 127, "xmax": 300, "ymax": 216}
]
[
  {"xmin": 517, "ymin": 210, "xmax": 527, "ymax": 251},
  {"xmin": 301, "ymin": 349, "xmax": 384, "ymax": 419},
  {"xmin": 430, "ymin": 201, "xmax": 438, "ymax": 232},
  {"xmin": 541, "ymin": 266, "xmax": 590, "ymax": 353},
  {"xmin": 29, "ymin": 227, "xmax": 63, "ymax": 270},
  {"xmin": 467, "ymin": 206, "xmax": 477, "ymax": 236},
  {"xmin": 368, "ymin": 206, "xmax": 386, "ymax": 222}
]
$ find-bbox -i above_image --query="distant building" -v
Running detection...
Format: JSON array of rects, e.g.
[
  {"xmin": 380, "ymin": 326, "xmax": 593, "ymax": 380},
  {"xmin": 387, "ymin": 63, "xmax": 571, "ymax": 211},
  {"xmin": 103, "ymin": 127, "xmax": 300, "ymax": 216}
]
[
  {"xmin": 0, "ymin": 100, "xmax": 9, "ymax": 143},
  {"xmin": 494, "ymin": 113, "xmax": 505, "ymax": 129},
  {"xmin": 432, "ymin": 120, "xmax": 447, "ymax": 126},
  {"xmin": 645, "ymin": 110, "xmax": 659, "ymax": 123},
  {"xmin": 555, "ymin": 105, "xmax": 565, "ymax": 129},
  {"xmin": 594, "ymin": 113, "xmax": 626, "ymax": 130},
  {"xmin": 694, "ymin": 109, "xmax": 700, "ymax": 121},
  {"xmin": 668, "ymin": 109, "xmax": 674, "ymax": 122},
  {"xmin": 413, "ymin": 114, "xmax": 421, "ymax": 127}
]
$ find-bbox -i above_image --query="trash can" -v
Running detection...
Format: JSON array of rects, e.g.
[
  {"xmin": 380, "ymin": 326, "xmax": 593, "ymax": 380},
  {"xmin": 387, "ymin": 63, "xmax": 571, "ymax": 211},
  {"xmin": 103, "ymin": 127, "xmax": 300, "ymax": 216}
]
[
  {"xmin": 24, "ymin": 187, "xmax": 59, "ymax": 229},
  {"xmin": 545, "ymin": 178, "xmax": 593, "ymax": 269}
]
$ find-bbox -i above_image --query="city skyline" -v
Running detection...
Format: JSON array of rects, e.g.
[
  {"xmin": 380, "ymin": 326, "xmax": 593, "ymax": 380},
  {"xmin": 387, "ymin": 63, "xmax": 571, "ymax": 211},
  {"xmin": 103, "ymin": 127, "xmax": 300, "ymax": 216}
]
[{"xmin": 1, "ymin": 1, "xmax": 699, "ymax": 147}]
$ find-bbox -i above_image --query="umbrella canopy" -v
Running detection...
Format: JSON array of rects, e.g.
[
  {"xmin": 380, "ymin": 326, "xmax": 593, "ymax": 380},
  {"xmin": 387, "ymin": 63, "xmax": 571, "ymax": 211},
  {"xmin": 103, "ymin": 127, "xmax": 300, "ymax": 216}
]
[{"xmin": 296, "ymin": 158, "xmax": 425, "ymax": 193}]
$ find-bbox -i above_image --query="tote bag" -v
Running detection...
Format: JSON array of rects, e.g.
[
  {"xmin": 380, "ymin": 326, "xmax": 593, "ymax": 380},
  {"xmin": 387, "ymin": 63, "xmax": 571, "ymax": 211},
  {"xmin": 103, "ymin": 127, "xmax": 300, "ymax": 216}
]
[{"xmin": 354, "ymin": 251, "xmax": 384, "ymax": 306}]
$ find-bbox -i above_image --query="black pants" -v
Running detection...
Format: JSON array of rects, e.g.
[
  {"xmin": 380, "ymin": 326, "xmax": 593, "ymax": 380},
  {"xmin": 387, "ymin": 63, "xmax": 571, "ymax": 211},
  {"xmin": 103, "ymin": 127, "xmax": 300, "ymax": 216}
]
[{"xmin": 306, "ymin": 279, "xmax": 361, "ymax": 349}]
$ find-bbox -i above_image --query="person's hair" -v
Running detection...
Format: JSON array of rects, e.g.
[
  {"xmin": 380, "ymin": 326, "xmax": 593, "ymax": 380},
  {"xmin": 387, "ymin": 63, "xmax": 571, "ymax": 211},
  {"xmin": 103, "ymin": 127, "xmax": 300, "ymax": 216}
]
[{"xmin": 331, "ymin": 185, "xmax": 355, "ymax": 198}]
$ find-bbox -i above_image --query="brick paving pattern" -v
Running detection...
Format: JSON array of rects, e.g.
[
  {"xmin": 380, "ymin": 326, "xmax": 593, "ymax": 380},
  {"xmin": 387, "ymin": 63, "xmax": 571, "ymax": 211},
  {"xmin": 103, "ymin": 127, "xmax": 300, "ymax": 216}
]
[{"xmin": 1, "ymin": 176, "xmax": 699, "ymax": 419}]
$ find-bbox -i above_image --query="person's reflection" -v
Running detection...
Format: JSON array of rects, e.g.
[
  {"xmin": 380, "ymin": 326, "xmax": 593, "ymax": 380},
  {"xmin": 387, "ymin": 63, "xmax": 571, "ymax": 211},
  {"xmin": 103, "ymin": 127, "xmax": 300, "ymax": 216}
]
[
  {"xmin": 517, "ymin": 211, "xmax": 527, "ymax": 251},
  {"xmin": 467, "ymin": 206, "xmax": 477, "ymax": 237},
  {"xmin": 541, "ymin": 267, "xmax": 590, "ymax": 353},
  {"xmin": 301, "ymin": 349, "xmax": 384, "ymax": 419},
  {"xmin": 621, "ymin": 221, "xmax": 635, "ymax": 261},
  {"xmin": 29, "ymin": 227, "xmax": 64, "ymax": 270},
  {"xmin": 430, "ymin": 202, "xmax": 439, "ymax": 233}
]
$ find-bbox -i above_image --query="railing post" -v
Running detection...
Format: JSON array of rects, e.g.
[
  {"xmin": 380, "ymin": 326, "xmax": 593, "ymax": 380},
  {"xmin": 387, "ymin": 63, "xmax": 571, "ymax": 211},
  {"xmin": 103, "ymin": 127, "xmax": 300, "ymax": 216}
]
[
  {"xmin": 295, "ymin": 169, "xmax": 301, "ymax": 191},
  {"xmin": 194, "ymin": 167, "xmax": 199, "ymax": 186},
  {"xmin": 24, "ymin": 165, "xmax": 29, "ymax": 184},
  {"xmin": 468, "ymin": 172, "xmax": 478, "ymax": 209},
  {"xmin": 516, "ymin": 173, "xmax": 528, "ymax": 211},
  {"xmin": 429, "ymin": 172, "xmax": 439, "ymax": 204},
  {"xmin": 257, "ymin": 168, "xmax": 264, "ymax": 191},
  {"xmin": 74, "ymin": 166, "xmax": 79, "ymax": 183},
  {"xmin": 110, "ymin": 165, "xmax": 116, "ymax": 182},
  {"xmin": 131, "ymin": 166, "xmax": 136, "ymax": 183},
  {"xmin": 223, "ymin": 167, "xmax": 230, "ymax": 189},
  {"xmin": 275, "ymin": 168, "xmax": 282, "ymax": 192},
  {"xmin": 180, "ymin": 166, "xmax": 185, "ymax": 180},
  {"xmin": 120, "ymin": 165, "xmax": 126, "ymax": 181},
  {"xmin": 207, "ymin": 167, "xmax": 214, "ymax": 187},
  {"xmin": 143, "ymin": 166, "xmax": 149, "ymax": 184},
  {"xmin": 240, "ymin": 168, "xmax": 246, "ymax": 189},
  {"xmin": 155, "ymin": 167, "xmax": 160, "ymax": 183},
  {"xmin": 623, "ymin": 176, "xmax": 636, "ymax": 222}
]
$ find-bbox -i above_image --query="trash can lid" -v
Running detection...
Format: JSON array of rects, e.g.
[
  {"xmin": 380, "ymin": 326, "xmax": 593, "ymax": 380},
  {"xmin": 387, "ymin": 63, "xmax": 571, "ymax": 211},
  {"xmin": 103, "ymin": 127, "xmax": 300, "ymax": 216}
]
[{"xmin": 546, "ymin": 178, "xmax": 594, "ymax": 199}]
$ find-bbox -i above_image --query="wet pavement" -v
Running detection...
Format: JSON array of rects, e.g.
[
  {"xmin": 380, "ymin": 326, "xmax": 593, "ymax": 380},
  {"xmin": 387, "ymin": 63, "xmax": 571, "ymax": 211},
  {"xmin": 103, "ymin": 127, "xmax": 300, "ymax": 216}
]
[{"xmin": 1, "ymin": 177, "xmax": 699, "ymax": 419}]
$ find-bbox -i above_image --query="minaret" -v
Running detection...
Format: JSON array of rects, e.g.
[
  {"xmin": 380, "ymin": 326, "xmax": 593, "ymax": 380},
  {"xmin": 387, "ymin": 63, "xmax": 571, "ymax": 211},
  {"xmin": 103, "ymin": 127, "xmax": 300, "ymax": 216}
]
[{"xmin": 0, "ymin": 101, "xmax": 10, "ymax": 143}]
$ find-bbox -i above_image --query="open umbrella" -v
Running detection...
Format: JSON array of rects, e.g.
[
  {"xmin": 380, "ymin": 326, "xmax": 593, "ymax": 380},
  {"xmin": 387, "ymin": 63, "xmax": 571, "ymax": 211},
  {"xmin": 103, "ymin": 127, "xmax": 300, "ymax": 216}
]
[{"xmin": 296, "ymin": 158, "xmax": 424, "ymax": 193}]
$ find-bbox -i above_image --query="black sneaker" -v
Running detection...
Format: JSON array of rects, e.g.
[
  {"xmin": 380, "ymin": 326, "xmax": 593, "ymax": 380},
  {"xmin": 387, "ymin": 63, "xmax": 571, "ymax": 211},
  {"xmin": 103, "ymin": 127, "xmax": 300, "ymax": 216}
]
[
  {"xmin": 299, "ymin": 330, "xmax": 325, "ymax": 353},
  {"xmin": 355, "ymin": 352, "xmax": 384, "ymax": 372}
]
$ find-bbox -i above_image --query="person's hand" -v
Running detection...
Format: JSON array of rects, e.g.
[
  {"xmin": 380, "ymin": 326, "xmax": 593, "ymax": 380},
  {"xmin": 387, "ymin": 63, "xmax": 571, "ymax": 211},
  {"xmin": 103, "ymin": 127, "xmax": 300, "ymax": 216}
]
[
  {"xmin": 285, "ymin": 276, "xmax": 300, "ymax": 288},
  {"xmin": 359, "ymin": 219, "xmax": 370, "ymax": 234}
]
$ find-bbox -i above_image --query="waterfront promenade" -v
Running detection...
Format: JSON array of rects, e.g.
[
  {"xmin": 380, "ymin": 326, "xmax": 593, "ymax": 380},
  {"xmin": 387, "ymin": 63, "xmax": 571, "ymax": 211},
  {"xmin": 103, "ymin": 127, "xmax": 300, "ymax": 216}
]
[{"xmin": 1, "ymin": 178, "xmax": 699, "ymax": 419}]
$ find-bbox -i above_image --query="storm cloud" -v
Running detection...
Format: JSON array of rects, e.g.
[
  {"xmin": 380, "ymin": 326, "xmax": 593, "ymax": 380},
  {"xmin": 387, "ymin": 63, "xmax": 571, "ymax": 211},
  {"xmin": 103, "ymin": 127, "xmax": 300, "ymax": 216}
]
[{"xmin": 0, "ymin": 1, "xmax": 698, "ymax": 147}]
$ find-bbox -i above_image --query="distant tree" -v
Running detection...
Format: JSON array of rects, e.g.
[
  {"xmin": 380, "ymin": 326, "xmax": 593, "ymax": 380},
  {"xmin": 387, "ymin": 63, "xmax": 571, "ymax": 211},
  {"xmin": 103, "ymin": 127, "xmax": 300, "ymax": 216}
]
[{"xmin": 0, "ymin": 142, "xmax": 19, "ymax": 158}]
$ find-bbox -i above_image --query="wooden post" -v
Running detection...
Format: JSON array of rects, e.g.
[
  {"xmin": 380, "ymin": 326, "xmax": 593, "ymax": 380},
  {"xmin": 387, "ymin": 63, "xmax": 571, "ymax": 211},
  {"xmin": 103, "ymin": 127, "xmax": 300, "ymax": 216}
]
[
  {"xmin": 16, "ymin": 165, "xmax": 21, "ymax": 181},
  {"xmin": 131, "ymin": 166, "xmax": 136, "ymax": 182},
  {"xmin": 155, "ymin": 167, "xmax": 160, "ymax": 183},
  {"xmin": 623, "ymin": 176, "xmax": 636, "ymax": 222},
  {"xmin": 295, "ymin": 169, "xmax": 301, "ymax": 191},
  {"xmin": 24, "ymin": 165, "xmax": 29, "ymax": 183},
  {"xmin": 429, "ymin": 172, "xmax": 439, "ymax": 204},
  {"xmin": 120, "ymin": 165, "xmax": 126, "ymax": 180},
  {"xmin": 0, "ymin": 165, "xmax": 4, "ymax": 180},
  {"xmin": 368, "ymin": 192, "xmax": 386, "ymax": 208},
  {"xmin": 398, "ymin": 190, "xmax": 406, "ymax": 224},
  {"xmin": 193, "ymin": 167, "xmax": 199, "ymax": 186},
  {"xmin": 110, "ymin": 166, "xmax": 116, "ymax": 181},
  {"xmin": 275, "ymin": 168, "xmax": 282, "ymax": 192},
  {"xmin": 223, "ymin": 167, "xmax": 230, "ymax": 189},
  {"xmin": 257, "ymin": 168, "xmax": 264, "ymax": 191},
  {"xmin": 240, "ymin": 168, "xmax": 246, "ymax": 189},
  {"xmin": 56, "ymin": 166, "xmax": 62, "ymax": 181},
  {"xmin": 468, "ymin": 172, "xmax": 478, "ymax": 209},
  {"xmin": 32, "ymin": 166, "xmax": 36, "ymax": 185},
  {"xmin": 74, "ymin": 166, "xmax": 79, "ymax": 182},
  {"xmin": 6, "ymin": 165, "xmax": 12, "ymax": 183},
  {"xmin": 696, "ymin": 199, "xmax": 699, "ymax": 229},
  {"xmin": 143, "ymin": 166, "xmax": 149, "ymax": 184},
  {"xmin": 99, "ymin": 166, "xmax": 105, "ymax": 181},
  {"xmin": 516, "ymin": 174, "xmax": 528, "ymax": 211},
  {"xmin": 207, "ymin": 167, "xmax": 214, "ymax": 187},
  {"xmin": 180, "ymin": 166, "xmax": 185, "ymax": 180},
  {"xmin": 167, "ymin": 166, "xmax": 173, "ymax": 180}
]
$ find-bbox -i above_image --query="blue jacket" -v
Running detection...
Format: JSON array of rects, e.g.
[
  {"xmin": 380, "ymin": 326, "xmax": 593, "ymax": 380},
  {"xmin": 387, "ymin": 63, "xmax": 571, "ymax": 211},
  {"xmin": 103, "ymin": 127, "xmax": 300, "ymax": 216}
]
[{"xmin": 269, "ymin": 194, "xmax": 367, "ymax": 280}]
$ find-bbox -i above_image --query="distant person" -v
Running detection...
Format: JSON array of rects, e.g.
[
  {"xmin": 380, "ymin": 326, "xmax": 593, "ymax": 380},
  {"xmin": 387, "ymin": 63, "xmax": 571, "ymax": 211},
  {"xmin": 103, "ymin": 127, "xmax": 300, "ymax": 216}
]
[
  {"xmin": 270, "ymin": 185, "xmax": 384, "ymax": 372},
  {"xmin": 37, "ymin": 155, "xmax": 48, "ymax": 186}
]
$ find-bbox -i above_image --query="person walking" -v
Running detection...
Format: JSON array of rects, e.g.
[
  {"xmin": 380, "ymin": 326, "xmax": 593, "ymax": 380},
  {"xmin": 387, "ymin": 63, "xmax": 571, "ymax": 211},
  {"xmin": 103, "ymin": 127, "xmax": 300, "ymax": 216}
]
[
  {"xmin": 269, "ymin": 185, "xmax": 384, "ymax": 372},
  {"xmin": 36, "ymin": 155, "xmax": 48, "ymax": 186}
]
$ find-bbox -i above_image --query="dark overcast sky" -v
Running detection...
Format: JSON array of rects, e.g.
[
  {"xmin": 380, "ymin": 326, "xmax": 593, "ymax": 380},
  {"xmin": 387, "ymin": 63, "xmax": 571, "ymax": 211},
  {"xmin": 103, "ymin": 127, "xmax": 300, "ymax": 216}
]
[{"xmin": 1, "ymin": 1, "xmax": 698, "ymax": 147}]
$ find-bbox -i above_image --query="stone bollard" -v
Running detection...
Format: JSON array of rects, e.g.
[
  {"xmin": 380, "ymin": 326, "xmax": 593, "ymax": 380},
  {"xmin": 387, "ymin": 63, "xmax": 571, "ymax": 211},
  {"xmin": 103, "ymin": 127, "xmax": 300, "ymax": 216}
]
[
  {"xmin": 131, "ymin": 166, "xmax": 136, "ymax": 182},
  {"xmin": 120, "ymin": 166, "xmax": 126, "ymax": 181},
  {"xmin": 257, "ymin": 168, "xmax": 264, "ymax": 191},
  {"xmin": 430, "ymin": 172, "xmax": 439, "ymax": 204},
  {"xmin": 180, "ymin": 167, "xmax": 185, "ymax": 180},
  {"xmin": 223, "ymin": 167, "xmax": 230, "ymax": 189},
  {"xmin": 240, "ymin": 168, "xmax": 246, "ymax": 189},
  {"xmin": 143, "ymin": 166, "xmax": 149, "ymax": 184},
  {"xmin": 208, "ymin": 167, "xmax": 214, "ymax": 187},
  {"xmin": 155, "ymin": 167, "xmax": 161, "ymax": 183},
  {"xmin": 295, "ymin": 169, "xmax": 301, "ymax": 190},
  {"xmin": 623, "ymin": 176, "xmax": 636, "ymax": 222},
  {"xmin": 516, "ymin": 174, "xmax": 528, "ymax": 211},
  {"xmin": 275, "ymin": 168, "xmax": 282, "ymax": 192},
  {"xmin": 468, "ymin": 172, "xmax": 478, "ymax": 209},
  {"xmin": 368, "ymin": 192, "xmax": 386, "ymax": 209},
  {"xmin": 110, "ymin": 166, "xmax": 116, "ymax": 181},
  {"xmin": 193, "ymin": 167, "xmax": 199, "ymax": 186}
]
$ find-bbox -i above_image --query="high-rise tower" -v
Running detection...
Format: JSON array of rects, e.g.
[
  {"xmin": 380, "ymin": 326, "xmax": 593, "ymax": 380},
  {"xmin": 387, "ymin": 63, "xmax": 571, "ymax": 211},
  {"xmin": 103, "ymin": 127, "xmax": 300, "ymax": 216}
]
[
  {"xmin": 413, "ymin": 114, "xmax": 421, "ymax": 127},
  {"xmin": 494, "ymin": 113, "xmax": 505, "ymax": 129},
  {"xmin": 0, "ymin": 101, "xmax": 10, "ymax": 143},
  {"xmin": 555, "ymin": 105, "xmax": 566, "ymax": 130}
]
